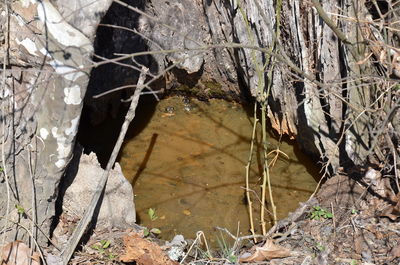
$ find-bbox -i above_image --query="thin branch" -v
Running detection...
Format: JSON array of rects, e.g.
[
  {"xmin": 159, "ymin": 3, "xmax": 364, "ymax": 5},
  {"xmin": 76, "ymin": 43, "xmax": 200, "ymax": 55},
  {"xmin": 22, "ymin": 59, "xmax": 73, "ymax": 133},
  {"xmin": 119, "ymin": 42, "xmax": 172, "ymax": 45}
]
[
  {"xmin": 245, "ymin": 102, "xmax": 259, "ymax": 243},
  {"xmin": 311, "ymin": 0, "xmax": 352, "ymax": 44}
]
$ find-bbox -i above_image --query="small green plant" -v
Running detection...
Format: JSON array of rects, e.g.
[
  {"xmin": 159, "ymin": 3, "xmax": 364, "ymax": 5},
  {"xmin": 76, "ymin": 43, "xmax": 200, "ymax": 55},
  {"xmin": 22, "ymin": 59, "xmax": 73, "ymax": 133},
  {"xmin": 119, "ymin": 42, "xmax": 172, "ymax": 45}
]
[
  {"xmin": 310, "ymin": 206, "xmax": 333, "ymax": 220},
  {"xmin": 143, "ymin": 227, "xmax": 162, "ymax": 237},
  {"xmin": 91, "ymin": 240, "xmax": 118, "ymax": 260},
  {"xmin": 315, "ymin": 243, "xmax": 325, "ymax": 252},
  {"xmin": 91, "ymin": 239, "xmax": 111, "ymax": 252},
  {"xmin": 15, "ymin": 204, "xmax": 28, "ymax": 218},
  {"xmin": 216, "ymin": 233, "xmax": 237, "ymax": 263},
  {"xmin": 351, "ymin": 208, "xmax": 358, "ymax": 215},
  {"xmin": 148, "ymin": 208, "xmax": 158, "ymax": 221},
  {"xmin": 107, "ymin": 253, "xmax": 117, "ymax": 260},
  {"xmin": 143, "ymin": 208, "xmax": 162, "ymax": 237},
  {"xmin": 15, "ymin": 204, "xmax": 25, "ymax": 215}
]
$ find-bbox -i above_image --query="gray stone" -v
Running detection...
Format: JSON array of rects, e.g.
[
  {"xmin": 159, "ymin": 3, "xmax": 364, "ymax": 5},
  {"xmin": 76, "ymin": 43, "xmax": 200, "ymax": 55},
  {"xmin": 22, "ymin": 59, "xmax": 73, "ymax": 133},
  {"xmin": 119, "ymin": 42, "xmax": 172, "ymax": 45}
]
[
  {"xmin": 166, "ymin": 235, "xmax": 187, "ymax": 261},
  {"xmin": 61, "ymin": 149, "xmax": 136, "ymax": 229}
]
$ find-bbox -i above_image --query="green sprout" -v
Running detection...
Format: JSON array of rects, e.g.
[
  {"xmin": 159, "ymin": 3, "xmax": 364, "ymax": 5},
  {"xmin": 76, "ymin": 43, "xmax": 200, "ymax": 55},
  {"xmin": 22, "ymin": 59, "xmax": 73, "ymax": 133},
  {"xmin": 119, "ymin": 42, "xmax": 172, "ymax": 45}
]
[
  {"xmin": 91, "ymin": 240, "xmax": 111, "ymax": 252},
  {"xmin": 310, "ymin": 206, "xmax": 333, "ymax": 220},
  {"xmin": 15, "ymin": 204, "xmax": 25, "ymax": 215},
  {"xmin": 148, "ymin": 208, "xmax": 158, "ymax": 221}
]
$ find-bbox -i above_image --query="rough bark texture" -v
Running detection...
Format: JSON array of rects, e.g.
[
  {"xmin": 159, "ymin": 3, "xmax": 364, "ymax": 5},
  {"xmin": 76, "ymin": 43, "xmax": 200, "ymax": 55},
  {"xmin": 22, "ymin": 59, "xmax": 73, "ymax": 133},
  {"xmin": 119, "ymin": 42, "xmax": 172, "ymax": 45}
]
[{"xmin": 0, "ymin": 0, "xmax": 112, "ymax": 246}]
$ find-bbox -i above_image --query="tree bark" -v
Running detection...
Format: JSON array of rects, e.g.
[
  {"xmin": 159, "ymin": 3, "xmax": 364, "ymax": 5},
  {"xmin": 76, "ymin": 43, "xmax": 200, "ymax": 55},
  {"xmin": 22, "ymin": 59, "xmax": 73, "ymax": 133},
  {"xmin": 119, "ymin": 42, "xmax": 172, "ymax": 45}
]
[{"xmin": 0, "ymin": 0, "xmax": 112, "ymax": 247}]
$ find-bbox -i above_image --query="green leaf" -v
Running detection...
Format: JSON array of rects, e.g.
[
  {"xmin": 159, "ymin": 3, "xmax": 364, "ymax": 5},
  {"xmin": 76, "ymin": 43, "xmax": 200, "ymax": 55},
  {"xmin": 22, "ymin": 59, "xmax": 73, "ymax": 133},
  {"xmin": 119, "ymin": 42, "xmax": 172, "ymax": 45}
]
[
  {"xmin": 102, "ymin": 240, "xmax": 111, "ymax": 249},
  {"xmin": 143, "ymin": 228, "xmax": 150, "ymax": 237},
  {"xmin": 316, "ymin": 243, "xmax": 325, "ymax": 251},
  {"xmin": 228, "ymin": 255, "xmax": 237, "ymax": 263},
  {"xmin": 92, "ymin": 244, "xmax": 101, "ymax": 251},
  {"xmin": 150, "ymin": 228, "xmax": 161, "ymax": 234},
  {"xmin": 15, "ymin": 204, "xmax": 25, "ymax": 214},
  {"xmin": 148, "ymin": 208, "xmax": 158, "ymax": 221},
  {"xmin": 325, "ymin": 212, "xmax": 333, "ymax": 219}
]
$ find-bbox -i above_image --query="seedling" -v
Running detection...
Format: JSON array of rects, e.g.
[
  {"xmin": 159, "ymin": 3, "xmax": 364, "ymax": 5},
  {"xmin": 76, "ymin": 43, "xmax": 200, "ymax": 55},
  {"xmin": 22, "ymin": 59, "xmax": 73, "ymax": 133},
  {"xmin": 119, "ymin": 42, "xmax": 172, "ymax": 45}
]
[
  {"xmin": 148, "ymin": 208, "xmax": 158, "ymax": 221},
  {"xmin": 310, "ymin": 206, "xmax": 333, "ymax": 220},
  {"xmin": 91, "ymin": 239, "xmax": 111, "ymax": 252},
  {"xmin": 217, "ymin": 234, "xmax": 237, "ymax": 263},
  {"xmin": 315, "ymin": 243, "xmax": 325, "ymax": 252},
  {"xmin": 15, "ymin": 204, "xmax": 25, "ymax": 215},
  {"xmin": 143, "ymin": 227, "xmax": 162, "ymax": 237},
  {"xmin": 91, "ymin": 240, "xmax": 118, "ymax": 260}
]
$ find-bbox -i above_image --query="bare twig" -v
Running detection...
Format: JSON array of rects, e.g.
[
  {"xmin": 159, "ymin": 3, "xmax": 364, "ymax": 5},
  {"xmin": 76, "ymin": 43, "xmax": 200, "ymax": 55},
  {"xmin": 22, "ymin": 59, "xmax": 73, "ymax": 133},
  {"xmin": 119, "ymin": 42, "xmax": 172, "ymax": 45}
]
[
  {"xmin": 215, "ymin": 227, "xmax": 264, "ymax": 242},
  {"xmin": 311, "ymin": 0, "xmax": 352, "ymax": 44},
  {"xmin": 180, "ymin": 231, "xmax": 212, "ymax": 264},
  {"xmin": 244, "ymin": 102, "xmax": 259, "ymax": 243}
]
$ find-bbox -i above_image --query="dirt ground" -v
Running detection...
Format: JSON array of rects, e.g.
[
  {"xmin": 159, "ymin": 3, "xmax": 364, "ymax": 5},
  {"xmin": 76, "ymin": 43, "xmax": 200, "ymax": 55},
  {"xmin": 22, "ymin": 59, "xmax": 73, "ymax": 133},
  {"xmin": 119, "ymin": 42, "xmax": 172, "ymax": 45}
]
[{"xmin": 62, "ymin": 166, "xmax": 400, "ymax": 265}]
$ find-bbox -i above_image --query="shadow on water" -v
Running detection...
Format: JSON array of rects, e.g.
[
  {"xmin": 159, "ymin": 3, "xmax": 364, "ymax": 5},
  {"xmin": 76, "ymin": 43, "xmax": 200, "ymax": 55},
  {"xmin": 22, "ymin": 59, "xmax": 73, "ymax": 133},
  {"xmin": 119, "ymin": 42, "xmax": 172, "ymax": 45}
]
[
  {"xmin": 130, "ymin": 133, "xmax": 159, "ymax": 187},
  {"xmin": 77, "ymin": 95, "xmax": 159, "ymax": 167}
]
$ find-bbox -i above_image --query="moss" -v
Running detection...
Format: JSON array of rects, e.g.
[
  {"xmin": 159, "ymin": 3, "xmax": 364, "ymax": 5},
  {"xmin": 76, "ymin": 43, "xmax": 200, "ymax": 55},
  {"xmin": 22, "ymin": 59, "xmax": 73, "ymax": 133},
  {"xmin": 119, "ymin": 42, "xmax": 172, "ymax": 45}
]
[
  {"xmin": 203, "ymin": 81, "xmax": 222, "ymax": 90},
  {"xmin": 174, "ymin": 85, "xmax": 200, "ymax": 95},
  {"xmin": 203, "ymin": 81, "xmax": 225, "ymax": 98},
  {"xmin": 170, "ymin": 81, "xmax": 232, "ymax": 100}
]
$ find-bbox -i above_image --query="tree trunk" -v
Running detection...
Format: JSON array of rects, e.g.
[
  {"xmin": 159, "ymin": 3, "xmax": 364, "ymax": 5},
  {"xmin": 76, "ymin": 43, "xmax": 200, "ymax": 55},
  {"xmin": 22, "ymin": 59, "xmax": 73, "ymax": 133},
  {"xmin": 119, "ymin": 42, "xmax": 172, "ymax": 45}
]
[{"xmin": 0, "ymin": 0, "xmax": 112, "ymax": 247}]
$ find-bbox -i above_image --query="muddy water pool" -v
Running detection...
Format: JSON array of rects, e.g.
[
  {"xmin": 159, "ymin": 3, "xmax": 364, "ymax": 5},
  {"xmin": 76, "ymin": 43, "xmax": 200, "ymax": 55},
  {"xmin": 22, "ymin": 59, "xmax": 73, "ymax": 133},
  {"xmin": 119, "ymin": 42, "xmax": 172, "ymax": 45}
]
[{"xmin": 118, "ymin": 96, "xmax": 318, "ymax": 244}]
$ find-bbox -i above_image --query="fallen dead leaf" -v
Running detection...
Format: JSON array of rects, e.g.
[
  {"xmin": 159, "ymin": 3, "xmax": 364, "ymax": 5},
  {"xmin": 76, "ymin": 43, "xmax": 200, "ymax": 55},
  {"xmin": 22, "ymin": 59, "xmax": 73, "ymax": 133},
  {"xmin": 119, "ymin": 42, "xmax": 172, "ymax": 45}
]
[
  {"xmin": 380, "ymin": 193, "xmax": 400, "ymax": 221},
  {"xmin": 390, "ymin": 244, "xmax": 400, "ymax": 260},
  {"xmin": 267, "ymin": 107, "xmax": 296, "ymax": 139},
  {"xmin": 1, "ymin": 241, "xmax": 40, "ymax": 265},
  {"xmin": 239, "ymin": 239, "xmax": 291, "ymax": 262},
  {"xmin": 354, "ymin": 233, "xmax": 363, "ymax": 254},
  {"xmin": 120, "ymin": 232, "xmax": 178, "ymax": 265}
]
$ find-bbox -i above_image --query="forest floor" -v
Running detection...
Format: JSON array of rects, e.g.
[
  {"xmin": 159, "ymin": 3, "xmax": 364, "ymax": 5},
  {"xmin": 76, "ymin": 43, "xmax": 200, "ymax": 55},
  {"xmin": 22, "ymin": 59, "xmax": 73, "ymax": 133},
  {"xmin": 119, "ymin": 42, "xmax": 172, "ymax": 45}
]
[{"xmin": 67, "ymin": 167, "xmax": 400, "ymax": 265}]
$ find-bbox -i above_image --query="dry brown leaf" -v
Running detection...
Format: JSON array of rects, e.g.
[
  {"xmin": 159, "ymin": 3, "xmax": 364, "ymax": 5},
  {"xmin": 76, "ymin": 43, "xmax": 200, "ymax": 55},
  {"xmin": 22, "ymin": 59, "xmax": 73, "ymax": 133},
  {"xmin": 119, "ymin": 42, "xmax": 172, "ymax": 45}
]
[
  {"xmin": 120, "ymin": 232, "xmax": 178, "ymax": 265},
  {"xmin": 267, "ymin": 107, "xmax": 296, "ymax": 139},
  {"xmin": 1, "ymin": 241, "xmax": 40, "ymax": 265},
  {"xmin": 390, "ymin": 244, "xmax": 400, "ymax": 260},
  {"xmin": 354, "ymin": 233, "xmax": 363, "ymax": 254},
  {"xmin": 239, "ymin": 239, "xmax": 291, "ymax": 262},
  {"xmin": 380, "ymin": 193, "xmax": 400, "ymax": 221}
]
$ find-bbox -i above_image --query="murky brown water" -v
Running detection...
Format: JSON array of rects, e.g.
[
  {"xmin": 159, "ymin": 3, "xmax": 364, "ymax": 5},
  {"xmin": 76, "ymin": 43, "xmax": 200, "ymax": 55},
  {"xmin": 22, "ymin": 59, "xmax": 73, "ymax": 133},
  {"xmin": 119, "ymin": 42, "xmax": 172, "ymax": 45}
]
[{"xmin": 119, "ymin": 96, "xmax": 318, "ymax": 244}]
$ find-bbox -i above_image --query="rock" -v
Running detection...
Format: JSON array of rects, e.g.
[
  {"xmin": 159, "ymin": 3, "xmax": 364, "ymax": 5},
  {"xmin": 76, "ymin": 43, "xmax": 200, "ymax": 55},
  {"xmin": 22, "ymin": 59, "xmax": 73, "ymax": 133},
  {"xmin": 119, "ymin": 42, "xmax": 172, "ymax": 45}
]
[
  {"xmin": 166, "ymin": 235, "xmax": 187, "ymax": 261},
  {"xmin": 59, "ymin": 146, "xmax": 136, "ymax": 229},
  {"xmin": 141, "ymin": 0, "xmax": 206, "ymax": 74}
]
